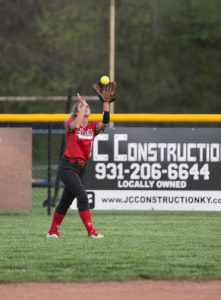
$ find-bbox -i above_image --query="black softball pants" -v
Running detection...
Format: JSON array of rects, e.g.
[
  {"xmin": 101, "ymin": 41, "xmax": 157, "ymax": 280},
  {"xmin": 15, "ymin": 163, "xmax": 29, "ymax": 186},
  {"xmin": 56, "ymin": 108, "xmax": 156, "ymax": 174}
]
[{"xmin": 55, "ymin": 157, "xmax": 89, "ymax": 215}]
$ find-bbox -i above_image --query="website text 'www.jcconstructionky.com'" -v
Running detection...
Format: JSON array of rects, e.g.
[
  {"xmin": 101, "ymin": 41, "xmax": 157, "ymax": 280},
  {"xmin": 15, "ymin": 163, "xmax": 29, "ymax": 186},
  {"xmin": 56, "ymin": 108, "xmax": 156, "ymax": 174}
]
[{"xmin": 101, "ymin": 196, "xmax": 221, "ymax": 204}]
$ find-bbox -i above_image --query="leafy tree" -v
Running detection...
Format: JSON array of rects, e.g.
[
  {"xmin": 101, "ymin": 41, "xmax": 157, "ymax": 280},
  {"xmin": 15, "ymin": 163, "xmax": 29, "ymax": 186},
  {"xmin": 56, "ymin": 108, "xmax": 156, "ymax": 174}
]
[{"xmin": 0, "ymin": 0, "xmax": 220, "ymax": 115}]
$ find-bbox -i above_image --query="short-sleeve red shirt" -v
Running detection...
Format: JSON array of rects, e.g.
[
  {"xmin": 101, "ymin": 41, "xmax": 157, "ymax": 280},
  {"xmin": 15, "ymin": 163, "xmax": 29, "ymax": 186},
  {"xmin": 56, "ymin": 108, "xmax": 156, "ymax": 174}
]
[{"xmin": 63, "ymin": 118, "xmax": 98, "ymax": 162}]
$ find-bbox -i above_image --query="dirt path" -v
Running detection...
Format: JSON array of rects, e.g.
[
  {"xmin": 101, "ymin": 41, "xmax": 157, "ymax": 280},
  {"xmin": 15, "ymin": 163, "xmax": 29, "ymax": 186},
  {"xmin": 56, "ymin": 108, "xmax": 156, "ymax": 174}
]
[{"xmin": 1, "ymin": 280, "xmax": 221, "ymax": 300}]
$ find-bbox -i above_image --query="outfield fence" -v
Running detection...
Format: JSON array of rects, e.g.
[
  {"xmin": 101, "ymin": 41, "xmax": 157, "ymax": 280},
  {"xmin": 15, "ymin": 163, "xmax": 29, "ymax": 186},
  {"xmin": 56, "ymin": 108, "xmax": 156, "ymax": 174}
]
[
  {"xmin": 1, "ymin": 113, "xmax": 221, "ymax": 214},
  {"xmin": 2, "ymin": 113, "xmax": 221, "ymax": 123}
]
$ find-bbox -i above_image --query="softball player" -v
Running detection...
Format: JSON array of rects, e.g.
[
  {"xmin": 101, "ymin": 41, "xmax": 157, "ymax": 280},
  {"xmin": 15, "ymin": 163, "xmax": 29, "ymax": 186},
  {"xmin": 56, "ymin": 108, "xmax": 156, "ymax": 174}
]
[{"xmin": 47, "ymin": 81, "xmax": 116, "ymax": 239}]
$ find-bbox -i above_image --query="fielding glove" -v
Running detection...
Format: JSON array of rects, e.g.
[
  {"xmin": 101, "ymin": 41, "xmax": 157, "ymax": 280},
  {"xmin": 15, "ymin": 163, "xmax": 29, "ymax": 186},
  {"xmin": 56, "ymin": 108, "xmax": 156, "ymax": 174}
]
[{"xmin": 93, "ymin": 81, "xmax": 117, "ymax": 102}]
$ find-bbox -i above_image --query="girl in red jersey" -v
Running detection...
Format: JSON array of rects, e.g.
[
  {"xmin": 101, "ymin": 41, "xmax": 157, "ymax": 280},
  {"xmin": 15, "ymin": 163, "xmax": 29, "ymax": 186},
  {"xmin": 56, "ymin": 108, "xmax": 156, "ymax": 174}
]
[{"xmin": 47, "ymin": 92, "xmax": 111, "ymax": 239}]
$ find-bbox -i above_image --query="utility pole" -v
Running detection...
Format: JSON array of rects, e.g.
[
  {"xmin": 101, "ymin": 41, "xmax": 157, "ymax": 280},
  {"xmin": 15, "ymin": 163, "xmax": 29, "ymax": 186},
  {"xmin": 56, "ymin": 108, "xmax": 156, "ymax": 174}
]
[{"xmin": 109, "ymin": 0, "xmax": 115, "ymax": 126}]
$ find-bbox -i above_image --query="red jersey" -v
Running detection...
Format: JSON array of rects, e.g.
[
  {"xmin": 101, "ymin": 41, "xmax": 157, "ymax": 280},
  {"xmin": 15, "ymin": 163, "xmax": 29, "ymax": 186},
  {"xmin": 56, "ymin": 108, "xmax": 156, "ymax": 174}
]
[{"xmin": 63, "ymin": 118, "xmax": 98, "ymax": 162}]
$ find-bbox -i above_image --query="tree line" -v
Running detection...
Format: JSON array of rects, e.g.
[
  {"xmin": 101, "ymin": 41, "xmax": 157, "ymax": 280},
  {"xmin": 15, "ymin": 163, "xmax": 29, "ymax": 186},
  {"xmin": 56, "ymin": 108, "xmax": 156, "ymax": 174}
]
[{"xmin": 0, "ymin": 0, "xmax": 220, "ymax": 114}]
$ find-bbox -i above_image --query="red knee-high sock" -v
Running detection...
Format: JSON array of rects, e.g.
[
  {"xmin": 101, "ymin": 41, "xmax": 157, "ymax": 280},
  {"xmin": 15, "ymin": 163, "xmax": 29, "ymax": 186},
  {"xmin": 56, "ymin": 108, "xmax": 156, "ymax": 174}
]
[
  {"xmin": 79, "ymin": 209, "xmax": 95, "ymax": 236},
  {"xmin": 48, "ymin": 211, "xmax": 65, "ymax": 233}
]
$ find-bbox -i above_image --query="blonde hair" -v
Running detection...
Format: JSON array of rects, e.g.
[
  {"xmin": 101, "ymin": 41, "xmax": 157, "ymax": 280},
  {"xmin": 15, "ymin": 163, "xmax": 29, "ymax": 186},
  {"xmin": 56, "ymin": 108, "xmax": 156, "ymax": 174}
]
[{"xmin": 64, "ymin": 102, "xmax": 79, "ymax": 127}]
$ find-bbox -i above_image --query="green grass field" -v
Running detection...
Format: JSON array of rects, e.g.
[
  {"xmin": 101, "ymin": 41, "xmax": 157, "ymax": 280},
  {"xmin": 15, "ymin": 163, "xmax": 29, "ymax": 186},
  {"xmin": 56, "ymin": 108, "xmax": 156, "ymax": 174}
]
[{"xmin": 0, "ymin": 188, "xmax": 221, "ymax": 283}]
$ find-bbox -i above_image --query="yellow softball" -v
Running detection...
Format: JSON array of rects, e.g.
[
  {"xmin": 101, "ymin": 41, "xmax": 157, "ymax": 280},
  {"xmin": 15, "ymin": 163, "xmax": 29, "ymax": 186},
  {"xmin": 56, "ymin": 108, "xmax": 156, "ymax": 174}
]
[{"xmin": 100, "ymin": 75, "xmax": 110, "ymax": 85}]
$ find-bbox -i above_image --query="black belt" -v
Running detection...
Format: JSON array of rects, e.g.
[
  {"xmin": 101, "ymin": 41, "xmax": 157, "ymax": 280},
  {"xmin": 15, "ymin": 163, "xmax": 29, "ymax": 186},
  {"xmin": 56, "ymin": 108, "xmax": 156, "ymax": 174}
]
[{"xmin": 64, "ymin": 157, "xmax": 87, "ymax": 167}]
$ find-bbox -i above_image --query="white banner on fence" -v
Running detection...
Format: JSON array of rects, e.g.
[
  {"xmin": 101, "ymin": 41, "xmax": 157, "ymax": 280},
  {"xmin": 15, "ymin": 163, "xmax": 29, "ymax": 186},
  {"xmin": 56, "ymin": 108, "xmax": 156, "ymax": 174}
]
[
  {"xmin": 71, "ymin": 128, "xmax": 221, "ymax": 211},
  {"xmin": 70, "ymin": 190, "xmax": 221, "ymax": 211}
]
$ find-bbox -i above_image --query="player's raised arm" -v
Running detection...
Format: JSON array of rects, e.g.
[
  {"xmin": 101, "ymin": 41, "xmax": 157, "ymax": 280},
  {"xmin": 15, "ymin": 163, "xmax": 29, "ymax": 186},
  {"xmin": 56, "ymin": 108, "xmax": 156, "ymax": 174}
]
[
  {"xmin": 69, "ymin": 93, "xmax": 89, "ymax": 131},
  {"xmin": 96, "ymin": 101, "xmax": 110, "ymax": 133}
]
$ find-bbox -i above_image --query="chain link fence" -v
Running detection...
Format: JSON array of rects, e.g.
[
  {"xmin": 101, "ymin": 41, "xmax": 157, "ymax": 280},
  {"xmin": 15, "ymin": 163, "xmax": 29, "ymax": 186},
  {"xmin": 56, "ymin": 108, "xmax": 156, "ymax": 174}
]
[{"xmin": 1, "ymin": 121, "xmax": 65, "ymax": 212}]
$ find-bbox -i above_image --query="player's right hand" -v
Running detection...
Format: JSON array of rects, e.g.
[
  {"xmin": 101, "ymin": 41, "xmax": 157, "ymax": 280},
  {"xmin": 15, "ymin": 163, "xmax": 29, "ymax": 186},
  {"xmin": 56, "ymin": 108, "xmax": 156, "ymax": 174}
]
[{"xmin": 76, "ymin": 93, "xmax": 87, "ymax": 107}]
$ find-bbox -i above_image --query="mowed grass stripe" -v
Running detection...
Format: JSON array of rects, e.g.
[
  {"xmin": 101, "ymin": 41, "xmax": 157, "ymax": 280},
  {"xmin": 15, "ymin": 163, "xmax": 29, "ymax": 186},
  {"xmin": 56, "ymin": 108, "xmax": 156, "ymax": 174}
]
[{"xmin": 0, "ymin": 188, "xmax": 221, "ymax": 282}]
